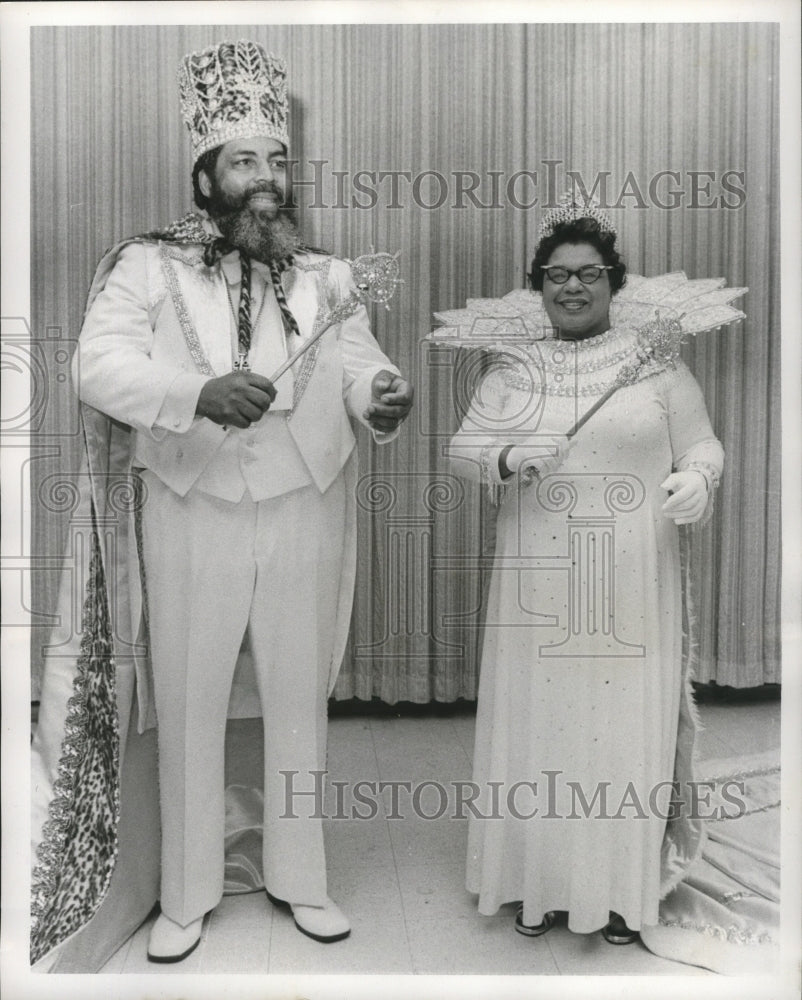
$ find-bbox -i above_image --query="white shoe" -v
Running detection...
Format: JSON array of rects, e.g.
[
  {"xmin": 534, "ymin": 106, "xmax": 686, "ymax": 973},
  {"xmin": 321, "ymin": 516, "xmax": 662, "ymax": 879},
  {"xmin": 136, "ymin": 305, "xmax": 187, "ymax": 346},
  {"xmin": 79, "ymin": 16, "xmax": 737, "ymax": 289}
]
[
  {"xmin": 291, "ymin": 898, "xmax": 351, "ymax": 943},
  {"xmin": 147, "ymin": 912, "xmax": 204, "ymax": 963},
  {"xmin": 266, "ymin": 889, "xmax": 350, "ymax": 943}
]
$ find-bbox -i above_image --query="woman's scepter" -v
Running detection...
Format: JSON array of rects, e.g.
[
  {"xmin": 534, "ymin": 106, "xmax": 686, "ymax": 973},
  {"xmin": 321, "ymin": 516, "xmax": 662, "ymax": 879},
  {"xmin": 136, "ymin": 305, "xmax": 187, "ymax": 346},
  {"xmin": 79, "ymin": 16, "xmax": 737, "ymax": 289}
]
[
  {"xmin": 566, "ymin": 312, "xmax": 685, "ymax": 438},
  {"xmin": 268, "ymin": 250, "xmax": 402, "ymax": 383}
]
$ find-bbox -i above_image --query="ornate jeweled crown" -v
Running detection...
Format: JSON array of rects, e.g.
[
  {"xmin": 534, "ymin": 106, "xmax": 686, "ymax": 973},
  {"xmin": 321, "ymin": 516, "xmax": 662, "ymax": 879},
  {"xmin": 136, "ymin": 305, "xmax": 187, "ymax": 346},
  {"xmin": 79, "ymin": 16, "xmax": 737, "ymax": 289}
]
[
  {"xmin": 178, "ymin": 40, "xmax": 290, "ymax": 162},
  {"xmin": 538, "ymin": 190, "xmax": 617, "ymax": 241}
]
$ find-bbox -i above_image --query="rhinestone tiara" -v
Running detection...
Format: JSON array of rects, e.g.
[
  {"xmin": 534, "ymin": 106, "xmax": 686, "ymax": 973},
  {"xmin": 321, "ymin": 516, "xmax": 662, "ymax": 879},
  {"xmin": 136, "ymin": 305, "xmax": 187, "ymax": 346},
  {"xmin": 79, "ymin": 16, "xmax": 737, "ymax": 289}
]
[
  {"xmin": 178, "ymin": 39, "xmax": 290, "ymax": 163},
  {"xmin": 537, "ymin": 190, "xmax": 617, "ymax": 241}
]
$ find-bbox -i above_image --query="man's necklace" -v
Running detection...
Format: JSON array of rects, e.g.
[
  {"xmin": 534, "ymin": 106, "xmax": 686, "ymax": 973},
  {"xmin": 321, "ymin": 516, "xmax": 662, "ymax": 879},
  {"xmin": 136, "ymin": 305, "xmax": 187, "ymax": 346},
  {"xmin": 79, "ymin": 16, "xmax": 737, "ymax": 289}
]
[
  {"xmin": 231, "ymin": 253, "xmax": 300, "ymax": 371},
  {"xmin": 234, "ymin": 252, "xmax": 254, "ymax": 371}
]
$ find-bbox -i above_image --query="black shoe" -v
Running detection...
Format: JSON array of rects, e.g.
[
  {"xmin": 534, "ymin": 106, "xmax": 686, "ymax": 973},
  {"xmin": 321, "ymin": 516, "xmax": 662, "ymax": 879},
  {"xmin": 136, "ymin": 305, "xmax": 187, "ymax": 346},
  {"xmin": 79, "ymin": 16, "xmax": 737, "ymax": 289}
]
[
  {"xmin": 602, "ymin": 913, "xmax": 640, "ymax": 945},
  {"xmin": 514, "ymin": 906, "xmax": 556, "ymax": 937}
]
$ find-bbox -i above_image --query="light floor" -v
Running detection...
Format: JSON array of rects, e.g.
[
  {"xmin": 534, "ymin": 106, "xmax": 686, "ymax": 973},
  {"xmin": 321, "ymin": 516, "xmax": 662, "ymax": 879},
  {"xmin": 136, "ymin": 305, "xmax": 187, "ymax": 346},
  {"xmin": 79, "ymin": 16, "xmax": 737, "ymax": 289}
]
[{"xmin": 101, "ymin": 696, "xmax": 780, "ymax": 976}]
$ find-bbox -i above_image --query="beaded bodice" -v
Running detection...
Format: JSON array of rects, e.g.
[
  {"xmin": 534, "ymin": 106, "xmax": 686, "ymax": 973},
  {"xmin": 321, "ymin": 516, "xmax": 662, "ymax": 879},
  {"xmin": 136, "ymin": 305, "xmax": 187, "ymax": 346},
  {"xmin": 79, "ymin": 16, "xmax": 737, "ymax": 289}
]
[{"xmin": 500, "ymin": 325, "xmax": 644, "ymax": 399}]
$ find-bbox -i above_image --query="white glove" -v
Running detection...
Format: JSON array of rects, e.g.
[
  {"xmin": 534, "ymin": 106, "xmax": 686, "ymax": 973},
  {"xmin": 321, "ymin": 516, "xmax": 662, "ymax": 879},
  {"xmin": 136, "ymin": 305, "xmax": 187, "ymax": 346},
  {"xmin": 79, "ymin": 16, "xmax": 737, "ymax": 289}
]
[
  {"xmin": 661, "ymin": 470, "xmax": 709, "ymax": 525},
  {"xmin": 504, "ymin": 433, "xmax": 571, "ymax": 486}
]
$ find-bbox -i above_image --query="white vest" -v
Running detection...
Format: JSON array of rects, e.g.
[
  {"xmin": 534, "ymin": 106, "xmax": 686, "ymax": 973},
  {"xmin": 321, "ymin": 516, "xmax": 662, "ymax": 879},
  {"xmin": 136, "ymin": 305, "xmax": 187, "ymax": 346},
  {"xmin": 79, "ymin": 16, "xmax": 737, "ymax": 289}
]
[{"xmin": 132, "ymin": 245, "xmax": 358, "ymax": 499}]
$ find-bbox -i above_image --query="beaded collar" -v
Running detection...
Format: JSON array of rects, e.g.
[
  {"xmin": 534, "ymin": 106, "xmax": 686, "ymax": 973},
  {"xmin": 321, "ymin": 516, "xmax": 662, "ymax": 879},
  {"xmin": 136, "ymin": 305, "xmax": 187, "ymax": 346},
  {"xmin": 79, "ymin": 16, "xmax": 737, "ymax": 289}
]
[{"xmin": 503, "ymin": 325, "xmax": 647, "ymax": 397}]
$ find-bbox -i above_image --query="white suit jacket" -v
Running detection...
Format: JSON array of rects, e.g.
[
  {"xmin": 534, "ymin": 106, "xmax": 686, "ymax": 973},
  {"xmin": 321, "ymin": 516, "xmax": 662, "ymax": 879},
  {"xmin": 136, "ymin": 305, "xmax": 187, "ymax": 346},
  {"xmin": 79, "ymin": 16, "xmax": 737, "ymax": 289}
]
[{"xmin": 73, "ymin": 238, "xmax": 399, "ymax": 498}]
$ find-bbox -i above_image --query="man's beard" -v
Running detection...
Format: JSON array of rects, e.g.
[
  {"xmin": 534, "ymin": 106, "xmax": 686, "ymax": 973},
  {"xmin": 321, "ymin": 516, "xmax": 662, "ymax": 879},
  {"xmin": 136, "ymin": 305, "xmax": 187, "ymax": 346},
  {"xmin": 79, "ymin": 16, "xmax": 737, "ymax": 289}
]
[{"xmin": 207, "ymin": 180, "xmax": 300, "ymax": 264}]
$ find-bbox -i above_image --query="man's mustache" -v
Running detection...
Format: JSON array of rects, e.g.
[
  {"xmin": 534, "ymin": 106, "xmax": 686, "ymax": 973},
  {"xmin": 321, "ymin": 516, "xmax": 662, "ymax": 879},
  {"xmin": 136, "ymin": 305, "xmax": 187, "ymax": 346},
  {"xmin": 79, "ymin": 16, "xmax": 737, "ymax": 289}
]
[
  {"xmin": 209, "ymin": 179, "xmax": 292, "ymax": 215},
  {"xmin": 244, "ymin": 180, "xmax": 283, "ymax": 200}
]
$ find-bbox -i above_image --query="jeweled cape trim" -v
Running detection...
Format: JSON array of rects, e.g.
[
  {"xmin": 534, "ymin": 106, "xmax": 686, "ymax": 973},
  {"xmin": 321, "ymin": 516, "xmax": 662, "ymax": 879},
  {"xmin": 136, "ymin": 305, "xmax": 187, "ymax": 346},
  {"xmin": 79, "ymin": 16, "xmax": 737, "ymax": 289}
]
[{"xmin": 30, "ymin": 522, "xmax": 120, "ymax": 964}]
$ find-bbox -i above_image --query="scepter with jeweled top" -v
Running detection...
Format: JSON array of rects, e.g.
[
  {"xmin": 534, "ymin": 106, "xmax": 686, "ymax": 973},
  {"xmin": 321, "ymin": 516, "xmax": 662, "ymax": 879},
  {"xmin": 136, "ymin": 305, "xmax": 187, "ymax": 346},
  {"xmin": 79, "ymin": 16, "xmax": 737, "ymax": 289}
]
[{"xmin": 268, "ymin": 250, "xmax": 402, "ymax": 383}]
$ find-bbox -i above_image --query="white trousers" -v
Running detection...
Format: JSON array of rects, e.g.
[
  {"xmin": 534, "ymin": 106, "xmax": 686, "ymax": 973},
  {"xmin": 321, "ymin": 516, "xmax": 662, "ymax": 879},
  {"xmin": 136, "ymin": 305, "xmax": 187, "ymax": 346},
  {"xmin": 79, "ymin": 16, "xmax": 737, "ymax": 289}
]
[{"xmin": 140, "ymin": 470, "xmax": 347, "ymax": 925}]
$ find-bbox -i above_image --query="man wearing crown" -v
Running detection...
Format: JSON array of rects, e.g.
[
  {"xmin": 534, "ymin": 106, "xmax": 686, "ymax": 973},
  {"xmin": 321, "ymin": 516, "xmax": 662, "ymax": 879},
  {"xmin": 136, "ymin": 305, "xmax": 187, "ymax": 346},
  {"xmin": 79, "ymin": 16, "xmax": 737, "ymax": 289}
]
[{"xmin": 30, "ymin": 40, "xmax": 412, "ymax": 966}]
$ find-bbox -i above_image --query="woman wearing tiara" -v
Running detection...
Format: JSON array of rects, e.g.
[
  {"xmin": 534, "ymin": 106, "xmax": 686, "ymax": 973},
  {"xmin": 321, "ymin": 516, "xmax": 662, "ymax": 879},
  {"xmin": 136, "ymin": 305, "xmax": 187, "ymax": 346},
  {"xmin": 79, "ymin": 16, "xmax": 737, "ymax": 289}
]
[{"xmin": 447, "ymin": 199, "xmax": 728, "ymax": 945}]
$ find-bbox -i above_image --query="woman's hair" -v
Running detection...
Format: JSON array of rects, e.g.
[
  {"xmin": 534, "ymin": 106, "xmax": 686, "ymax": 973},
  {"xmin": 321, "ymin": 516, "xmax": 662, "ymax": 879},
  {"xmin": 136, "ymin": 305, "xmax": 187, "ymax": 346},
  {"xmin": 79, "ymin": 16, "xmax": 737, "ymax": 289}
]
[
  {"xmin": 192, "ymin": 146, "xmax": 222, "ymax": 212},
  {"xmin": 529, "ymin": 218, "xmax": 627, "ymax": 293}
]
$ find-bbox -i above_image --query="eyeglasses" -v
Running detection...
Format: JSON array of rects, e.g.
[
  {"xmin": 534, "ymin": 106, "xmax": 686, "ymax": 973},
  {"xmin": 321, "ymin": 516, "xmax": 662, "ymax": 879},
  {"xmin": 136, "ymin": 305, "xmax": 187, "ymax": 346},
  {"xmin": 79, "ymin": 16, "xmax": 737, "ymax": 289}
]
[{"xmin": 540, "ymin": 265, "xmax": 613, "ymax": 285}]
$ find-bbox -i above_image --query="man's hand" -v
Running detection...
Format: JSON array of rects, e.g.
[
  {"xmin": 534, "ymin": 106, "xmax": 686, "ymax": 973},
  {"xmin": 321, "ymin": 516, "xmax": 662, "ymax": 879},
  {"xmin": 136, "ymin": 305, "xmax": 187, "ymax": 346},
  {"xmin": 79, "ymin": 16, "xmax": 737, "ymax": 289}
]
[
  {"xmin": 364, "ymin": 370, "xmax": 414, "ymax": 433},
  {"xmin": 196, "ymin": 372, "xmax": 277, "ymax": 429},
  {"xmin": 660, "ymin": 470, "xmax": 709, "ymax": 525}
]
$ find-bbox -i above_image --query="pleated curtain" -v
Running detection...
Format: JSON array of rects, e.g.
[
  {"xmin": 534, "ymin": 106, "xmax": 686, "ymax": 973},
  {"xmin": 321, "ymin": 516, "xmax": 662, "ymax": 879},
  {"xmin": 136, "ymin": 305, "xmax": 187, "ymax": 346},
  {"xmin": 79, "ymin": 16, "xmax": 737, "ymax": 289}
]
[{"xmin": 30, "ymin": 22, "xmax": 780, "ymax": 701}]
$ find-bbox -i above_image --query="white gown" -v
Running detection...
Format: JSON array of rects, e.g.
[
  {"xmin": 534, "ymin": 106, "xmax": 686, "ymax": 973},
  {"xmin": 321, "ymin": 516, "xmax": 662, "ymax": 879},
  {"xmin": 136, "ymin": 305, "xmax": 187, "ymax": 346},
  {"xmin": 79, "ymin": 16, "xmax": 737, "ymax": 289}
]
[{"xmin": 449, "ymin": 324, "xmax": 724, "ymax": 933}]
